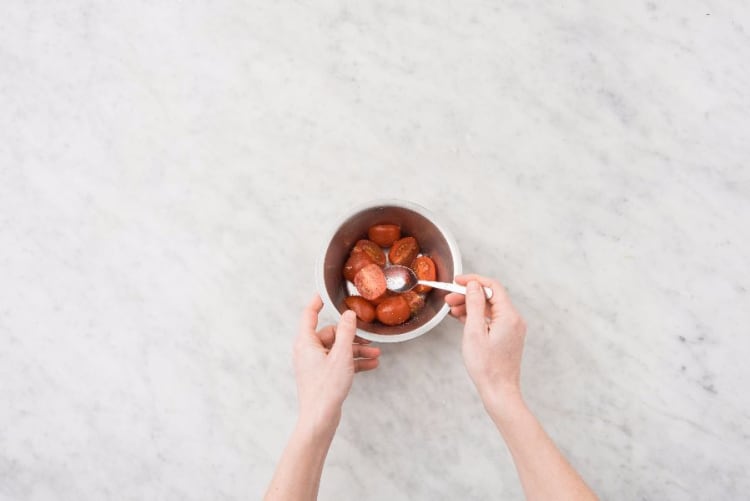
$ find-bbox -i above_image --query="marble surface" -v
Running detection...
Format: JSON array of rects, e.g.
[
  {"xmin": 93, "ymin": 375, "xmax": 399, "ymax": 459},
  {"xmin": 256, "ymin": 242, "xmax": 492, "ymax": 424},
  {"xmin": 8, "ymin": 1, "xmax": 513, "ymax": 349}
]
[{"xmin": 1, "ymin": 1, "xmax": 749, "ymax": 499}]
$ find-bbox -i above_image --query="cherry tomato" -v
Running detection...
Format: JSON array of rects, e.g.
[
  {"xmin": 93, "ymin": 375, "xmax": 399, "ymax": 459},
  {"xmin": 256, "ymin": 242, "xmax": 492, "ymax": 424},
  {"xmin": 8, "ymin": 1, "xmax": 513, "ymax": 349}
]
[
  {"xmin": 388, "ymin": 236, "xmax": 419, "ymax": 266},
  {"xmin": 411, "ymin": 255, "xmax": 436, "ymax": 293},
  {"xmin": 352, "ymin": 239, "xmax": 386, "ymax": 266},
  {"xmin": 342, "ymin": 252, "xmax": 375, "ymax": 282},
  {"xmin": 367, "ymin": 224, "xmax": 401, "ymax": 247},
  {"xmin": 375, "ymin": 295, "xmax": 411, "ymax": 326},
  {"xmin": 370, "ymin": 290, "xmax": 396, "ymax": 305},
  {"xmin": 354, "ymin": 263, "xmax": 387, "ymax": 300},
  {"xmin": 401, "ymin": 291, "xmax": 425, "ymax": 316},
  {"xmin": 344, "ymin": 296, "xmax": 376, "ymax": 323}
]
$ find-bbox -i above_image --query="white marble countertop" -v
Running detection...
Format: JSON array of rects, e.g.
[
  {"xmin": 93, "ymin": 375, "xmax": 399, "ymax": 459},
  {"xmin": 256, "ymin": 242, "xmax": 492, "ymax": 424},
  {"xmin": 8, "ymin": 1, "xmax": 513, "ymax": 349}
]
[{"xmin": 2, "ymin": 2, "xmax": 749, "ymax": 500}]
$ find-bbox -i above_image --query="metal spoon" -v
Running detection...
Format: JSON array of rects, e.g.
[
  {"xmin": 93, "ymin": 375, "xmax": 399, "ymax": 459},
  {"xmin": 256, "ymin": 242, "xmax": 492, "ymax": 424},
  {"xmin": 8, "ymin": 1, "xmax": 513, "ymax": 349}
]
[{"xmin": 383, "ymin": 265, "xmax": 493, "ymax": 299}]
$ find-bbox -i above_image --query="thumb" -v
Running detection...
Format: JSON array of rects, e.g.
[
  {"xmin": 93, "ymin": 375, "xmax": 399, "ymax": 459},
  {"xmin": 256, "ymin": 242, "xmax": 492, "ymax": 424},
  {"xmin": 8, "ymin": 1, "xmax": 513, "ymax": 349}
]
[
  {"xmin": 464, "ymin": 280, "xmax": 488, "ymax": 336},
  {"xmin": 332, "ymin": 310, "xmax": 357, "ymax": 357}
]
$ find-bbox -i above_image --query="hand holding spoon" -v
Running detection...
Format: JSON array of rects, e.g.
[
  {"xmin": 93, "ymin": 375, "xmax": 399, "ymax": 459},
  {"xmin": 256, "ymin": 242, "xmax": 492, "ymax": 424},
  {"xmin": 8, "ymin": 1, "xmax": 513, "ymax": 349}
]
[{"xmin": 384, "ymin": 265, "xmax": 493, "ymax": 299}]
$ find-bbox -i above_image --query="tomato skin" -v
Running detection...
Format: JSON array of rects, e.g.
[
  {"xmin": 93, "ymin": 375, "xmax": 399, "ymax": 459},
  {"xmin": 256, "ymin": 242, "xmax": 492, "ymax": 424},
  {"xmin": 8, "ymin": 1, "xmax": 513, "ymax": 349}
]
[
  {"xmin": 368, "ymin": 224, "xmax": 401, "ymax": 247},
  {"xmin": 344, "ymin": 296, "xmax": 376, "ymax": 323},
  {"xmin": 411, "ymin": 256, "xmax": 436, "ymax": 293},
  {"xmin": 375, "ymin": 295, "xmax": 411, "ymax": 326},
  {"xmin": 388, "ymin": 237, "xmax": 419, "ymax": 266},
  {"xmin": 341, "ymin": 231, "xmax": 430, "ymax": 326},
  {"xmin": 401, "ymin": 291, "xmax": 425, "ymax": 316},
  {"xmin": 354, "ymin": 264, "xmax": 387, "ymax": 300},
  {"xmin": 352, "ymin": 239, "xmax": 386, "ymax": 267},
  {"xmin": 342, "ymin": 252, "xmax": 375, "ymax": 282},
  {"xmin": 370, "ymin": 290, "xmax": 396, "ymax": 305}
]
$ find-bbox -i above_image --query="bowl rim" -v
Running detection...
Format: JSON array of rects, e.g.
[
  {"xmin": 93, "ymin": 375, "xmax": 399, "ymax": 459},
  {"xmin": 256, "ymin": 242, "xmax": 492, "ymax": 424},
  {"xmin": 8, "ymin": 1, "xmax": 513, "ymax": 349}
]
[{"xmin": 315, "ymin": 199, "xmax": 462, "ymax": 343}]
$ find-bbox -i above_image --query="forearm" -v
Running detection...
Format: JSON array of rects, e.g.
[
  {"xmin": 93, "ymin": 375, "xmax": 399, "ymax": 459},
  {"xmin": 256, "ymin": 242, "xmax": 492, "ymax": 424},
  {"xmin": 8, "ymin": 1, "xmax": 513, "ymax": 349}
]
[
  {"xmin": 485, "ymin": 391, "xmax": 598, "ymax": 501},
  {"xmin": 264, "ymin": 417, "xmax": 338, "ymax": 501}
]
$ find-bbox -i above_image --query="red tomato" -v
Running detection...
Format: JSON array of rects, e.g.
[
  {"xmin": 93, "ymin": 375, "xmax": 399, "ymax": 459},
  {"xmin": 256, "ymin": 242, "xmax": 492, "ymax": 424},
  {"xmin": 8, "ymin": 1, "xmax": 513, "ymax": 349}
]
[
  {"xmin": 344, "ymin": 296, "xmax": 376, "ymax": 323},
  {"xmin": 342, "ymin": 252, "xmax": 375, "ymax": 282},
  {"xmin": 411, "ymin": 256, "xmax": 436, "ymax": 293},
  {"xmin": 401, "ymin": 291, "xmax": 425, "ymax": 316},
  {"xmin": 388, "ymin": 236, "xmax": 419, "ymax": 266},
  {"xmin": 352, "ymin": 239, "xmax": 386, "ymax": 266},
  {"xmin": 370, "ymin": 290, "xmax": 396, "ymax": 305},
  {"xmin": 367, "ymin": 224, "xmax": 401, "ymax": 247},
  {"xmin": 375, "ymin": 295, "xmax": 411, "ymax": 326},
  {"xmin": 354, "ymin": 264, "xmax": 387, "ymax": 300}
]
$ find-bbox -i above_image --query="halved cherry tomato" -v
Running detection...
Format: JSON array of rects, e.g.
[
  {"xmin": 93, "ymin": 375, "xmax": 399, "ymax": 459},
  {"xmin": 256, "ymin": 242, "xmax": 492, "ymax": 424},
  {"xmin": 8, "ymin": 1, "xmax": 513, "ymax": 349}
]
[
  {"xmin": 368, "ymin": 224, "xmax": 401, "ymax": 247},
  {"xmin": 352, "ymin": 239, "xmax": 386, "ymax": 266},
  {"xmin": 354, "ymin": 263, "xmax": 387, "ymax": 300},
  {"xmin": 388, "ymin": 236, "xmax": 419, "ymax": 266},
  {"xmin": 401, "ymin": 291, "xmax": 425, "ymax": 316},
  {"xmin": 411, "ymin": 255, "xmax": 436, "ymax": 293},
  {"xmin": 342, "ymin": 252, "xmax": 375, "ymax": 282},
  {"xmin": 370, "ymin": 290, "xmax": 396, "ymax": 305},
  {"xmin": 344, "ymin": 296, "xmax": 376, "ymax": 323},
  {"xmin": 375, "ymin": 295, "xmax": 411, "ymax": 326}
]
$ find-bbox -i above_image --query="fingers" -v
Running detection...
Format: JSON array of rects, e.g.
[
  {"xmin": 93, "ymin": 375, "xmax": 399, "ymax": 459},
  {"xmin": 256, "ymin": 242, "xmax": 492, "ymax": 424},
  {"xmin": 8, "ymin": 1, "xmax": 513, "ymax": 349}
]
[
  {"xmin": 446, "ymin": 291, "xmax": 468, "ymax": 323},
  {"xmin": 455, "ymin": 274, "xmax": 514, "ymax": 315},
  {"xmin": 326, "ymin": 314, "xmax": 380, "ymax": 372},
  {"xmin": 353, "ymin": 343, "xmax": 380, "ymax": 373},
  {"xmin": 450, "ymin": 276, "xmax": 514, "ymax": 326},
  {"xmin": 464, "ymin": 280, "xmax": 488, "ymax": 336},
  {"xmin": 331, "ymin": 310, "xmax": 357, "ymax": 358},
  {"xmin": 316, "ymin": 330, "xmax": 375, "ymax": 353},
  {"xmin": 445, "ymin": 292, "xmax": 465, "ymax": 307},
  {"xmin": 316, "ymin": 325, "xmax": 336, "ymax": 348},
  {"xmin": 353, "ymin": 344, "xmax": 380, "ymax": 359},
  {"xmin": 317, "ymin": 327, "xmax": 372, "ymax": 349},
  {"xmin": 355, "ymin": 358, "xmax": 379, "ymax": 372},
  {"xmin": 454, "ymin": 274, "xmax": 481, "ymax": 285},
  {"xmin": 446, "ymin": 292, "xmax": 466, "ymax": 322},
  {"xmin": 300, "ymin": 294, "xmax": 324, "ymax": 335},
  {"xmin": 450, "ymin": 304, "xmax": 467, "ymax": 321},
  {"xmin": 455, "ymin": 274, "xmax": 510, "ymax": 303}
]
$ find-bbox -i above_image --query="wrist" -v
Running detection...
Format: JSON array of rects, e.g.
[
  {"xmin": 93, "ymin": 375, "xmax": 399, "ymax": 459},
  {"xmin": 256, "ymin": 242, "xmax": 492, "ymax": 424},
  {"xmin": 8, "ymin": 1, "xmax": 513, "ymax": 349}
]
[
  {"xmin": 479, "ymin": 384, "xmax": 526, "ymax": 423},
  {"xmin": 295, "ymin": 408, "xmax": 341, "ymax": 443}
]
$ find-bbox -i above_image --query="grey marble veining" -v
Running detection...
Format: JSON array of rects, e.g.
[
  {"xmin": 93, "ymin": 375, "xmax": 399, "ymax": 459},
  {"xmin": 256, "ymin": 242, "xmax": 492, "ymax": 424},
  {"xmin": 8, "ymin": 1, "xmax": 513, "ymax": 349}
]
[{"xmin": 1, "ymin": 1, "xmax": 749, "ymax": 500}]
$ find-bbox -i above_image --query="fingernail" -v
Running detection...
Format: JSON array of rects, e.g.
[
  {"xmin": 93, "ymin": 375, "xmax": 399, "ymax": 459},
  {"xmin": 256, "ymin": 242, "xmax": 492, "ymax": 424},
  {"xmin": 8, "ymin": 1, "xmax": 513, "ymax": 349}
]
[
  {"xmin": 343, "ymin": 310, "xmax": 356, "ymax": 323},
  {"xmin": 468, "ymin": 281, "xmax": 480, "ymax": 293}
]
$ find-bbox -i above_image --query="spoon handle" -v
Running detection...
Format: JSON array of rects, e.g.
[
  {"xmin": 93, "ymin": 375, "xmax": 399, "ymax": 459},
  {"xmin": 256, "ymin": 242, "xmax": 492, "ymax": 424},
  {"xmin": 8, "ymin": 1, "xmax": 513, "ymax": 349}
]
[{"xmin": 418, "ymin": 280, "xmax": 494, "ymax": 299}]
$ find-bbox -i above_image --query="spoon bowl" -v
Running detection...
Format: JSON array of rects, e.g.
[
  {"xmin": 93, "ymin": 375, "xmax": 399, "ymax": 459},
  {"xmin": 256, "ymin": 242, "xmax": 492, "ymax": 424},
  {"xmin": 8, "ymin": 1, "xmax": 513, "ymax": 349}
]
[{"xmin": 384, "ymin": 265, "xmax": 493, "ymax": 298}]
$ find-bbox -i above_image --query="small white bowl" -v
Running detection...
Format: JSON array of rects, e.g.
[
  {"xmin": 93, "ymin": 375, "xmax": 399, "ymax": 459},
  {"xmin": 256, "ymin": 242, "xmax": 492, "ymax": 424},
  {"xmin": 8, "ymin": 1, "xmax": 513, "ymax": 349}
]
[{"xmin": 315, "ymin": 199, "xmax": 462, "ymax": 343}]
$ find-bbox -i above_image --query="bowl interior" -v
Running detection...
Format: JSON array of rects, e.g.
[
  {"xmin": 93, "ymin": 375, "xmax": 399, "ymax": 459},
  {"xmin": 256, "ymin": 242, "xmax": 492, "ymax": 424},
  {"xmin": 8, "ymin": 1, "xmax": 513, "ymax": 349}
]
[{"xmin": 321, "ymin": 204, "xmax": 458, "ymax": 337}]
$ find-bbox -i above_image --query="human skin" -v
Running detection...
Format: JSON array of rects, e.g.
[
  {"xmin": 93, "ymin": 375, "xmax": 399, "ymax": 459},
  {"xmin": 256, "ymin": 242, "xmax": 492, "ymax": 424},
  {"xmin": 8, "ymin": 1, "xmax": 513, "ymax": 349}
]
[
  {"xmin": 264, "ymin": 298, "xmax": 380, "ymax": 501},
  {"xmin": 266, "ymin": 276, "xmax": 598, "ymax": 501},
  {"xmin": 445, "ymin": 274, "xmax": 598, "ymax": 501}
]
